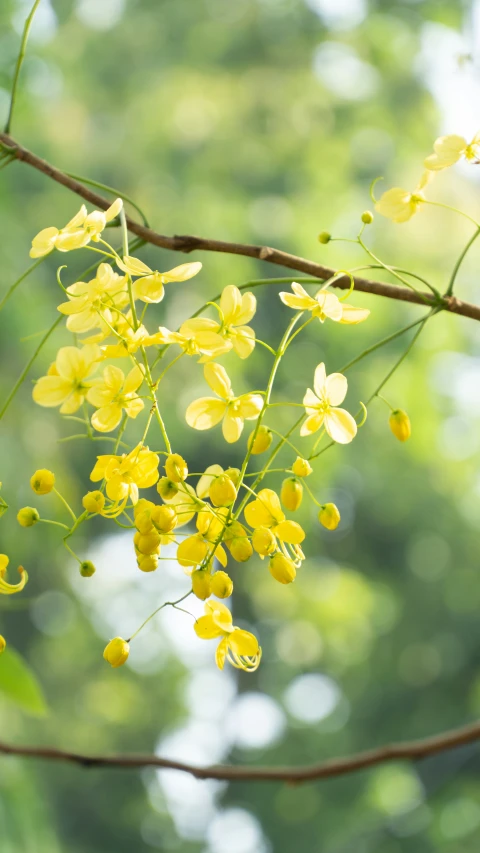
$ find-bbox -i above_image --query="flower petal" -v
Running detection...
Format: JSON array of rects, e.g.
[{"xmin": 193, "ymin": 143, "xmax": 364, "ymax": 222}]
[
  {"xmin": 324, "ymin": 372, "xmax": 348, "ymax": 406},
  {"xmin": 222, "ymin": 411, "xmax": 244, "ymax": 443},
  {"xmin": 324, "ymin": 407, "xmax": 357, "ymax": 444},
  {"xmin": 313, "ymin": 363, "xmax": 327, "ymax": 398},
  {"xmin": 204, "ymin": 363, "xmax": 232, "ymax": 399},
  {"xmin": 300, "ymin": 413, "xmax": 324, "ymax": 436},
  {"xmin": 185, "ymin": 398, "xmax": 226, "ymax": 430},
  {"xmin": 91, "ymin": 404, "xmax": 123, "ymax": 433},
  {"xmin": 339, "ymin": 304, "xmax": 370, "ymax": 325}
]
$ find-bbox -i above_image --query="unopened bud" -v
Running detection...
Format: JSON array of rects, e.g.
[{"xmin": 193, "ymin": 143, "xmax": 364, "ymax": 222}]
[
  {"xmin": 164, "ymin": 453, "xmax": 188, "ymax": 482},
  {"xmin": 151, "ymin": 504, "xmax": 177, "ymax": 533},
  {"xmin": 269, "ymin": 553, "xmax": 296, "ymax": 584},
  {"xmin": 318, "ymin": 503, "xmax": 340, "ymax": 530},
  {"xmin": 224, "ymin": 467, "xmax": 241, "ymax": 486},
  {"xmin": 157, "ymin": 477, "xmax": 178, "ymax": 500},
  {"xmin": 229, "ymin": 537, "xmax": 253, "ymax": 562},
  {"xmin": 137, "ymin": 554, "xmax": 159, "ymax": 573},
  {"xmin": 30, "ymin": 468, "xmax": 55, "ymax": 495},
  {"xmin": 292, "ymin": 456, "xmax": 312, "ymax": 478},
  {"xmin": 134, "ymin": 508, "xmax": 154, "ymax": 535},
  {"xmin": 252, "ymin": 526, "xmax": 276, "ymax": 556},
  {"xmin": 103, "ymin": 637, "xmax": 129, "ymax": 668},
  {"xmin": 248, "ymin": 425, "xmax": 272, "ymax": 455},
  {"xmin": 210, "ymin": 570, "xmax": 233, "ymax": 598},
  {"xmin": 389, "ymin": 409, "xmax": 411, "ymax": 442},
  {"xmin": 0, "ymin": 635, "xmax": 6, "ymax": 654},
  {"xmin": 82, "ymin": 490, "xmax": 105, "ymax": 514},
  {"xmin": 17, "ymin": 507, "xmax": 39, "ymax": 527},
  {"xmin": 280, "ymin": 477, "xmax": 303, "ymax": 512},
  {"xmin": 361, "ymin": 210, "xmax": 374, "ymax": 224},
  {"xmin": 134, "ymin": 530, "xmax": 161, "ymax": 556},
  {"xmin": 80, "ymin": 560, "xmax": 96, "ymax": 577},
  {"xmin": 209, "ymin": 474, "xmax": 237, "ymax": 507},
  {"xmin": 318, "ymin": 231, "xmax": 331, "ymax": 244},
  {"xmin": 191, "ymin": 569, "xmax": 212, "ymax": 601}
]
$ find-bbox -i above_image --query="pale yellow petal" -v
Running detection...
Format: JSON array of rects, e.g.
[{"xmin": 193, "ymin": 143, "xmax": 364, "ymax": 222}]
[
  {"xmin": 324, "ymin": 407, "xmax": 357, "ymax": 444},
  {"xmin": 339, "ymin": 304, "xmax": 370, "ymax": 324},
  {"xmin": 313, "ymin": 363, "xmax": 327, "ymax": 398},
  {"xmin": 162, "ymin": 262, "xmax": 202, "ymax": 282},
  {"xmin": 33, "ymin": 376, "xmax": 71, "ymax": 407},
  {"xmin": 185, "ymin": 398, "xmax": 227, "ymax": 430},
  {"xmin": 91, "ymin": 404, "xmax": 123, "ymax": 433},
  {"xmin": 324, "ymin": 372, "xmax": 348, "ymax": 406},
  {"xmin": 204, "ymin": 363, "xmax": 232, "ymax": 399},
  {"xmin": 300, "ymin": 413, "xmax": 324, "ymax": 436},
  {"xmin": 222, "ymin": 411, "xmax": 244, "ymax": 443}
]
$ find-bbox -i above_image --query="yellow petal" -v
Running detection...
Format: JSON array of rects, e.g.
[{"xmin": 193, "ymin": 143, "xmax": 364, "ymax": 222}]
[
  {"xmin": 124, "ymin": 364, "xmax": 144, "ymax": 394},
  {"xmin": 375, "ymin": 188, "xmax": 416, "ymax": 223},
  {"xmin": 424, "ymin": 134, "xmax": 466, "ymax": 171},
  {"xmin": 162, "ymin": 262, "xmax": 202, "ymax": 282},
  {"xmin": 237, "ymin": 394, "xmax": 263, "ymax": 419},
  {"xmin": 91, "ymin": 404, "xmax": 123, "ymax": 433},
  {"xmin": 324, "ymin": 372, "xmax": 348, "ymax": 406},
  {"xmin": 196, "ymin": 464, "xmax": 224, "ymax": 498},
  {"xmin": 33, "ymin": 376, "xmax": 71, "ymax": 407},
  {"xmin": 339, "ymin": 305, "xmax": 370, "ymax": 324},
  {"xmin": 313, "ymin": 363, "xmax": 327, "ymax": 398},
  {"xmin": 194, "ymin": 615, "xmax": 223, "ymax": 640},
  {"xmin": 275, "ymin": 519, "xmax": 305, "ymax": 544},
  {"xmin": 229, "ymin": 628, "xmax": 259, "ymax": 658},
  {"xmin": 118, "ymin": 256, "xmax": 153, "ymax": 276},
  {"xmin": 204, "ymin": 363, "xmax": 232, "ymax": 399},
  {"xmin": 300, "ymin": 413, "xmax": 324, "ymax": 436},
  {"xmin": 105, "ymin": 198, "xmax": 123, "ymax": 221},
  {"xmin": 324, "ymin": 407, "xmax": 357, "ymax": 444},
  {"xmin": 222, "ymin": 410, "xmax": 243, "ymax": 443},
  {"xmin": 220, "ymin": 284, "xmax": 242, "ymax": 322},
  {"xmin": 186, "ymin": 398, "xmax": 227, "ymax": 430}
]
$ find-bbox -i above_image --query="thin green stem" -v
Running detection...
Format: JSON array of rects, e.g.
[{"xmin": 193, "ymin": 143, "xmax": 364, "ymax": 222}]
[
  {"xmin": 127, "ymin": 591, "xmax": 192, "ymax": 642},
  {"xmin": 445, "ymin": 225, "xmax": 480, "ymax": 296},
  {"xmin": 65, "ymin": 172, "xmax": 150, "ymax": 227},
  {"xmin": 339, "ymin": 315, "xmax": 429, "ymax": 373},
  {"xmin": 0, "ymin": 257, "xmax": 45, "ymax": 313},
  {"xmin": 53, "ymin": 489, "xmax": 77, "ymax": 524},
  {"xmin": 4, "ymin": 0, "xmax": 41, "ymax": 134},
  {"xmin": 0, "ymin": 315, "xmax": 62, "ymax": 420},
  {"xmin": 366, "ymin": 313, "xmax": 433, "ymax": 406},
  {"xmin": 358, "ymin": 238, "xmax": 437, "ymax": 302},
  {"xmin": 38, "ymin": 518, "xmax": 70, "ymax": 531}
]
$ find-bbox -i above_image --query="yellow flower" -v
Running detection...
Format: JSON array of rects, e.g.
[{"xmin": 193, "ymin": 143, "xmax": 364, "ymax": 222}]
[
  {"xmin": 0, "ymin": 555, "xmax": 28, "ymax": 594},
  {"xmin": 210, "ymin": 570, "xmax": 233, "ymax": 598},
  {"xmin": 269, "ymin": 553, "xmax": 297, "ymax": 584},
  {"xmin": 87, "ymin": 364, "xmax": 144, "ymax": 432},
  {"xmin": 292, "ymin": 456, "xmax": 312, "ymax": 477},
  {"xmin": 244, "ymin": 488, "xmax": 305, "ymax": 558},
  {"xmin": 57, "ymin": 263, "xmax": 128, "ymax": 334},
  {"xmin": 185, "ymin": 363, "xmax": 263, "ymax": 443},
  {"xmin": 30, "ymin": 469, "xmax": 55, "ymax": 495},
  {"xmin": 117, "ymin": 257, "xmax": 202, "ymax": 303},
  {"xmin": 375, "ymin": 173, "xmax": 431, "ymax": 223},
  {"xmin": 0, "ymin": 636, "xmax": 5, "ymax": 654},
  {"xmin": 247, "ymin": 425, "xmax": 272, "ymax": 454},
  {"xmin": 101, "ymin": 317, "xmax": 152, "ymax": 357},
  {"xmin": 82, "ymin": 490, "xmax": 105, "ymax": 513},
  {"xmin": 33, "ymin": 344, "xmax": 101, "ymax": 414},
  {"xmin": 161, "ymin": 481, "xmax": 202, "ymax": 527},
  {"xmin": 103, "ymin": 636, "xmax": 129, "ymax": 668},
  {"xmin": 164, "ymin": 454, "xmax": 188, "ymax": 483},
  {"xmin": 318, "ymin": 503, "xmax": 341, "ymax": 530},
  {"xmin": 194, "ymin": 600, "xmax": 261, "ymax": 671},
  {"xmin": 150, "ymin": 321, "xmax": 230, "ymax": 361},
  {"xmin": 30, "ymin": 199, "xmax": 122, "ymax": 258},
  {"xmin": 280, "ymin": 477, "xmax": 303, "ymax": 511},
  {"xmin": 17, "ymin": 507, "xmax": 39, "ymax": 527},
  {"xmin": 212, "ymin": 285, "xmax": 257, "ymax": 358},
  {"xmin": 196, "ymin": 464, "xmax": 225, "ymax": 499},
  {"xmin": 90, "ymin": 444, "xmax": 159, "ymax": 508},
  {"xmin": 280, "ymin": 282, "xmax": 369, "ymax": 325},
  {"xmin": 389, "ymin": 409, "xmax": 411, "ymax": 442},
  {"xmin": 425, "ymin": 132, "xmax": 480, "ymax": 171},
  {"xmin": 301, "ymin": 363, "xmax": 357, "ymax": 444}
]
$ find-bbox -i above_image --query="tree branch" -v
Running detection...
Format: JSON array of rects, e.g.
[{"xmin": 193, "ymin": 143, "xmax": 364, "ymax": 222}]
[
  {"xmin": 2, "ymin": 132, "xmax": 480, "ymax": 322},
  {"xmin": 1, "ymin": 719, "xmax": 479, "ymax": 783}
]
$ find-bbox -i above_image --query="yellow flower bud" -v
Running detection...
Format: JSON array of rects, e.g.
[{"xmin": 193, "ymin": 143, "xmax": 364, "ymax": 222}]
[
  {"xmin": 224, "ymin": 467, "xmax": 241, "ymax": 486},
  {"xmin": 151, "ymin": 505, "xmax": 177, "ymax": 533},
  {"xmin": 103, "ymin": 637, "xmax": 129, "ymax": 668},
  {"xmin": 0, "ymin": 635, "xmax": 6, "ymax": 654},
  {"xmin": 164, "ymin": 453, "xmax": 188, "ymax": 482},
  {"xmin": 318, "ymin": 503, "xmax": 341, "ymax": 530},
  {"xmin": 361, "ymin": 210, "xmax": 374, "ymax": 224},
  {"xmin": 318, "ymin": 231, "xmax": 331, "ymax": 244},
  {"xmin": 17, "ymin": 507, "xmax": 40, "ymax": 527},
  {"xmin": 30, "ymin": 469, "xmax": 55, "ymax": 495},
  {"xmin": 80, "ymin": 560, "xmax": 96, "ymax": 577},
  {"xmin": 389, "ymin": 409, "xmax": 411, "ymax": 442},
  {"xmin": 157, "ymin": 477, "xmax": 178, "ymax": 500},
  {"xmin": 210, "ymin": 570, "xmax": 233, "ymax": 598},
  {"xmin": 133, "ymin": 530, "xmax": 162, "ymax": 556},
  {"xmin": 280, "ymin": 477, "xmax": 303, "ymax": 512},
  {"xmin": 269, "ymin": 553, "xmax": 296, "ymax": 584},
  {"xmin": 248, "ymin": 425, "xmax": 272, "ymax": 455},
  {"xmin": 134, "ymin": 508, "xmax": 154, "ymax": 535},
  {"xmin": 191, "ymin": 569, "xmax": 212, "ymax": 601},
  {"xmin": 292, "ymin": 456, "xmax": 312, "ymax": 478},
  {"xmin": 252, "ymin": 526, "xmax": 276, "ymax": 556},
  {"xmin": 82, "ymin": 490, "xmax": 105, "ymax": 514},
  {"xmin": 229, "ymin": 537, "xmax": 253, "ymax": 562},
  {"xmin": 137, "ymin": 554, "xmax": 159, "ymax": 573},
  {"xmin": 209, "ymin": 474, "xmax": 237, "ymax": 507}
]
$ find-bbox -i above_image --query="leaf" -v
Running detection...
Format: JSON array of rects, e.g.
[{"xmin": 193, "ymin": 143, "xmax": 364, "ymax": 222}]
[{"xmin": 0, "ymin": 647, "xmax": 48, "ymax": 717}]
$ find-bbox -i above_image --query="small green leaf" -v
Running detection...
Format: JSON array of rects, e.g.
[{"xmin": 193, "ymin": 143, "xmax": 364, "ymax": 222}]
[{"xmin": 0, "ymin": 647, "xmax": 48, "ymax": 716}]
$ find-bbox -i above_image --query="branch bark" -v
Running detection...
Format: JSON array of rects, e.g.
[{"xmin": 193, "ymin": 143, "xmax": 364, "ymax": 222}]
[
  {"xmin": 1, "ymin": 719, "xmax": 479, "ymax": 783},
  {"xmin": 2, "ymin": 132, "xmax": 480, "ymax": 322}
]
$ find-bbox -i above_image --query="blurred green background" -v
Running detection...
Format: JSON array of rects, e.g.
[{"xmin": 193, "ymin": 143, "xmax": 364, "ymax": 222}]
[{"xmin": 1, "ymin": 0, "xmax": 480, "ymax": 850}]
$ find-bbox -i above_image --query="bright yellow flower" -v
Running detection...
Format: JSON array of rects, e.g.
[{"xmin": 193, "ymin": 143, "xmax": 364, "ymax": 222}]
[
  {"xmin": 318, "ymin": 502, "xmax": 341, "ymax": 530},
  {"xmin": 161, "ymin": 481, "xmax": 202, "ymax": 527},
  {"xmin": 87, "ymin": 364, "xmax": 144, "ymax": 432},
  {"xmin": 103, "ymin": 636, "xmax": 129, "ymax": 668},
  {"xmin": 424, "ymin": 132, "xmax": 480, "ymax": 171},
  {"xmin": 292, "ymin": 456, "xmax": 312, "ymax": 477},
  {"xmin": 185, "ymin": 363, "xmax": 263, "ymax": 443},
  {"xmin": 194, "ymin": 600, "xmax": 261, "ymax": 671},
  {"xmin": 33, "ymin": 344, "xmax": 101, "ymax": 414},
  {"xmin": 198, "ymin": 285, "xmax": 256, "ymax": 359},
  {"xmin": 0, "ymin": 555, "xmax": 28, "ymax": 595},
  {"xmin": 150, "ymin": 320, "xmax": 230, "ymax": 361},
  {"xmin": 90, "ymin": 444, "xmax": 159, "ymax": 509},
  {"xmin": 177, "ymin": 532, "xmax": 227, "ymax": 571},
  {"xmin": 376, "ymin": 172, "xmax": 431, "ymax": 223},
  {"xmin": 117, "ymin": 256, "xmax": 202, "ymax": 303},
  {"xmin": 280, "ymin": 282, "xmax": 369, "ymax": 325},
  {"xmin": 57, "ymin": 263, "xmax": 128, "ymax": 334},
  {"xmin": 244, "ymin": 488, "xmax": 305, "ymax": 551},
  {"xmin": 30, "ymin": 469, "xmax": 55, "ymax": 495},
  {"xmin": 301, "ymin": 363, "xmax": 357, "ymax": 444},
  {"xmin": 101, "ymin": 318, "xmax": 152, "ymax": 358},
  {"xmin": 196, "ymin": 464, "xmax": 224, "ymax": 499},
  {"xmin": 30, "ymin": 199, "xmax": 122, "ymax": 258},
  {"xmin": 389, "ymin": 409, "xmax": 411, "ymax": 442}
]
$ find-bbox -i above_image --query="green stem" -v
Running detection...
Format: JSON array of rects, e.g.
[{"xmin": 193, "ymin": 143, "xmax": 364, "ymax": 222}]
[
  {"xmin": 4, "ymin": 0, "xmax": 41, "ymax": 134},
  {"xmin": 358, "ymin": 238, "xmax": 437, "ymax": 302},
  {"xmin": 366, "ymin": 314, "xmax": 432, "ymax": 406},
  {"xmin": 445, "ymin": 225, "xmax": 480, "ymax": 296},
  {"xmin": 53, "ymin": 489, "xmax": 77, "ymax": 524},
  {"xmin": 0, "ymin": 257, "xmax": 45, "ymax": 313},
  {"xmin": 339, "ymin": 315, "xmax": 429, "ymax": 373},
  {"xmin": 64, "ymin": 172, "xmax": 150, "ymax": 227},
  {"xmin": 127, "ymin": 591, "xmax": 192, "ymax": 642},
  {"xmin": 0, "ymin": 315, "xmax": 62, "ymax": 420}
]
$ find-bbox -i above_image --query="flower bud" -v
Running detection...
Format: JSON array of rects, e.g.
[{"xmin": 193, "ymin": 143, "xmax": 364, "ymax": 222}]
[
  {"xmin": 134, "ymin": 530, "xmax": 161, "ymax": 556},
  {"xmin": 224, "ymin": 467, "xmax": 241, "ymax": 486},
  {"xmin": 318, "ymin": 503, "xmax": 340, "ymax": 530},
  {"xmin": 211, "ymin": 570, "xmax": 233, "ymax": 598},
  {"xmin": 280, "ymin": 477, "xmax": 303, "ymax": 512},
  {"xmin": 248, "ymin": 425, "xmax": 272, "ymax": 455},
  {"xmin": 269, "ymin": 553, "xmax": 296, "ymax": 584},
  {"xmin": 389, "ymin": 409, "xmax": 411, "ymax": 442},
  {"xmin": 17, "ymin": 507, "xmax": 39, "ymax": 527},
  {"xmin": 361, "ymin": 210, "xmax": 374, "ymax": 224},
  {"xmin": 157, "ymin": 477, "xmax": 178, "ymax": 500},
  {"xmin": 103, "ymin": 637, "xmax": 129, "ymax": 668},
  {"xmin": 252, "ymin": 526, "xmax": 276, "ymax": 556},
  {"xmin": 191, "ymin": 569, "xmax": 212, "ymax": 601},
  {"xmin": 151, "ymin": 504, "xmax": 177, "ymax": 533},
  {"xmin": 209, "ymin": 474, "xmax": 237, "ymax": 507},
  {"xmin": 137, "ymin": 554, "xmax": 159, "ymax": 573},
  {"xmin": 80, "ymin": 560, "xmax": 96, "ymax": 577},
  {"xmin": 164, "ymin": 454, "xmax": 188, "ymax": 483},
  {"xmin": 292, "ymin": 456, "xmax": 312, "ymax": 478},
  {"xmin": 82, "ymin": 490, "xmax": 105, "ymax": 514},
  {"xmin": 0, "ymin": 635, "xmax": 6, "ymax": 654},
  {"xmin": 134, "ymin": 508, "xmax": 154, "ymax": 535},
  {"xmin": 30, "ymin": 469, "xmax": 55, "ymax": 495},
  {"xmin": 318, "ymin": 231, "xmax": 331, "ymax": 244},
  {"xmin": 229, "ymin": 537, "xmax": 253, "ymax": 562}
]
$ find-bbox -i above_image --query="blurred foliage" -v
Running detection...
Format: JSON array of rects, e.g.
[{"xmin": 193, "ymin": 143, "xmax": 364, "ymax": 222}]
[{"xmin": 1, "ymin": 0, "xmax": 480, "ymax": 851}]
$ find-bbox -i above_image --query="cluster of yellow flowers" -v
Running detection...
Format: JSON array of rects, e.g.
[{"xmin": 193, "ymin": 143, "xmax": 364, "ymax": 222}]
[{"xmin": 5, "ymin": 182, "xmax": 421, "ymax": 673}]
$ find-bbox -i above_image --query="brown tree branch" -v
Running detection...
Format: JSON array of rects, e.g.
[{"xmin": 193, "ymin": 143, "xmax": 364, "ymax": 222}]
[
  {"xmin": 1, "ymin": 719, "xmax": 479, "ymax": 783},
  {"xmin": 2, "ymin": 132, "xmax": 480, "ymax": 322}
]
